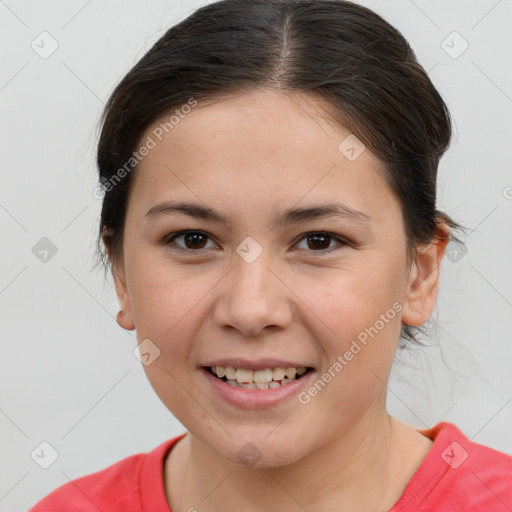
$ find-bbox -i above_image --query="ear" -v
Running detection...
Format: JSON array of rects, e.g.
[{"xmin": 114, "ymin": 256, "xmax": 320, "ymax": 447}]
[
  {"xmin": 401, "ymin": 221, "xmax": 451, "ymax": 328},
  {"xmin": 102, "ymin": 229, "xmax": 135, "ymax": 331}
]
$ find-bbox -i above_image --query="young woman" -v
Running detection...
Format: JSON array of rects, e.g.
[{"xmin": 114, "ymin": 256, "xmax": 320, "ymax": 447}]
[{"xmin": 29, "ymin": 0, "xmax": 512, "ymax": 511}]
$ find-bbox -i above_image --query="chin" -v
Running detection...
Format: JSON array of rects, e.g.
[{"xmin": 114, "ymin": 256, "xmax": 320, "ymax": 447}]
[{"xmin": 210, "ymin": 434, "xmax": 308, "ymax": 470}]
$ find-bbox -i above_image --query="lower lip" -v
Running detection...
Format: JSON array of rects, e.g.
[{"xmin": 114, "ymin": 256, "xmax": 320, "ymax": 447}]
[{"xmin": 200, "ymin": 367, "xmax": 316, "ymax": 410}]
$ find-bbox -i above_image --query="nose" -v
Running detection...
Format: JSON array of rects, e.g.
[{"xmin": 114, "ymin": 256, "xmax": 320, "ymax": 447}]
[{"xmin": 211, "ymin": 254, "xmax": 294, "ymax": 337}]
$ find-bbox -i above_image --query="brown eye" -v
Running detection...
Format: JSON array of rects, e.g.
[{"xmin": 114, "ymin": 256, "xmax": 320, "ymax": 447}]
[
  {"xmin": 162, "ymin": 230, "xmax": 348, "ymax": 256},
  {"xmin": 295, "ymin": 232, "xmax": 347, "ymax": 254},
  {"xmin": 164, "ymin": 230, "xmax": 216, "ymax": 251}
]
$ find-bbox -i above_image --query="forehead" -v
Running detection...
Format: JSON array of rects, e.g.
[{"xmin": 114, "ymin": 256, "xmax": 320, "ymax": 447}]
[
  {"xmin": 129, "ymin": 89, "xmax": 397, "ymax": 225},
  {"xmin": 143, "ymin": 90, "xmax": 357, "ymax": 167}
]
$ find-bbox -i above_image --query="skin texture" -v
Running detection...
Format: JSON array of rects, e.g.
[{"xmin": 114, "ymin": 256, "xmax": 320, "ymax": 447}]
[{"xmin": 106, "ymin": 89, "xmax": 450, "ymax": 511}]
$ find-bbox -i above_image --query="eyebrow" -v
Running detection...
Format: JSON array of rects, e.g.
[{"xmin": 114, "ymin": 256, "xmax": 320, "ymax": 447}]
[{"xmin": 144, "ymin": 200, "xmax": 372, "ymax": 229}]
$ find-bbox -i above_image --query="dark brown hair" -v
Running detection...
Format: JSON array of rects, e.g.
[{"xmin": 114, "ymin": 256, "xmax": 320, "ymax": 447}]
[{"xmin": 94, "ymin": 0, "xmax": 467, "ymax": 347}]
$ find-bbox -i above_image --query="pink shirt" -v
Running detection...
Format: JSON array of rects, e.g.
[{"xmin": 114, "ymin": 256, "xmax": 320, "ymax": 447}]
[{"xmin": 28, "ymin": 422, "xmax": 512, "ymax": 511}]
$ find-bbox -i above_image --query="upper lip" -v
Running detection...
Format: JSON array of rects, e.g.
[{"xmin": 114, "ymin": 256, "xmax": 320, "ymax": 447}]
[{"xmin": 201, "ymin": 358, "xmax": 313, "ymax": 371}]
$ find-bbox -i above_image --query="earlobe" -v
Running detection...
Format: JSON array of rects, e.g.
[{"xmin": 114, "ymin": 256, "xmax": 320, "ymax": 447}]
[
  {"xmin": 401, "ymin": 223, "xmax": 451, "ymax": 328},
  {"xmin": 103, "ymin": 229, "xmax": 136, "ymax": 331},
  {"xmin": 112, "ymin": 264, "xmax": 136, "ymax": 331},
  {"xmin": 116, "ymin": 308, "xmax": 135, "ymax": 331}
]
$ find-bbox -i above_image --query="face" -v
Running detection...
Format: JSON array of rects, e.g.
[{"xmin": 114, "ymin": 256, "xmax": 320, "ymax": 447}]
[{"xmin": 109, "ymin": 89, "xmax": 448, "ymax": 467}]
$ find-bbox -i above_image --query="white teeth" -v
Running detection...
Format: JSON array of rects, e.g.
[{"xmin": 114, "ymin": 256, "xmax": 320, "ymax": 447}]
[
  {"xmin": 236, "ymin": 368, "xmax": 254, "ymax": 383},
  {"xmin": 225, "ymin": 380, "xmax": 286, "ymax": 389},
  {"xmin": 285, "ymin": 367, "xmax": 297, "ymax": 379},
  {"xmin": 224, "ymin": 366, "xmax": 236, "ymax": 380},
  {"xmin": 272, "ymin": 367, "xmax": 286, "ymax": 380},
  {"xmin": 238, "ymin": 382, "xmax": 256, "ymax": 389},
  {"xmin": 253, "ymin": 369, "xmax": 273, "ymax": 383},
  {"xmin": 209, "ymin": 365, "xmax": 310, "ymax": 387}
]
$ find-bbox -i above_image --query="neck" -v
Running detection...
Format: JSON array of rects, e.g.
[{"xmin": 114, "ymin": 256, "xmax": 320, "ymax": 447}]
[{"xmin": 165, "ymin": 408, "xmax": 432, "ymax": 512}]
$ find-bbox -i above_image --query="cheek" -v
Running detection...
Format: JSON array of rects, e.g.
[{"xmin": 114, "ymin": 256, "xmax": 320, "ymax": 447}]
[
  {"xmin": 126, "ymin": 250, "xmax": 204, "ymax": 335},
  {"xmin": 127, "ymin": 260, "xmax": 220, "ymax": 381},
  {"xmin": 309, "ymin": 267, "xmax": 402, "ymax": 375},
  {"xmin": 314, "ymin": 261, "xmax": 401, "ymax": 323}
]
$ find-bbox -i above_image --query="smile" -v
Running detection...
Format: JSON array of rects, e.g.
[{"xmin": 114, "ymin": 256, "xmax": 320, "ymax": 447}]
[{"xmin": 206, "ymin": 365, "xmax": 311, "ymax": 389}]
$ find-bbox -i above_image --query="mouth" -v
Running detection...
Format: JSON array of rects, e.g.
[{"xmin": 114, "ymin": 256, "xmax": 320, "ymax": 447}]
[{"xmin": 202, "ymin": 365, "xmax": 314, "ymax": 390}]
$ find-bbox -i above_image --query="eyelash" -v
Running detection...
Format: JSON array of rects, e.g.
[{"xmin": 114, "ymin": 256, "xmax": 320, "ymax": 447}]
[{"xmin": 161, "ymin": 230, "xmax": 349, "ymax": 256}]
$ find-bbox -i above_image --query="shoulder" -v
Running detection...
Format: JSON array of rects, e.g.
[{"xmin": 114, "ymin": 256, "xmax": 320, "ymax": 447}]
[
  {"xmin": 449, "ymin": 423, "xmax": 512, "ymax": 505},
  {"xmin": 27, "ymin": 436, "xmax": 183, "ymax": 512},
  {"xmin": 27, "ymin": 451, "xmax": 146, "ymax": 512},
  {"xmin": 415, "ymin": 422, "xmax": 512, "ymax": 510}
]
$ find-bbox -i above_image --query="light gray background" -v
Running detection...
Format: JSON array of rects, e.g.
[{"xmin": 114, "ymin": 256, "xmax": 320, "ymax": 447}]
[{"xmin": 1, "ymin": 1, "xmax": 511, "ymax": 510}]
